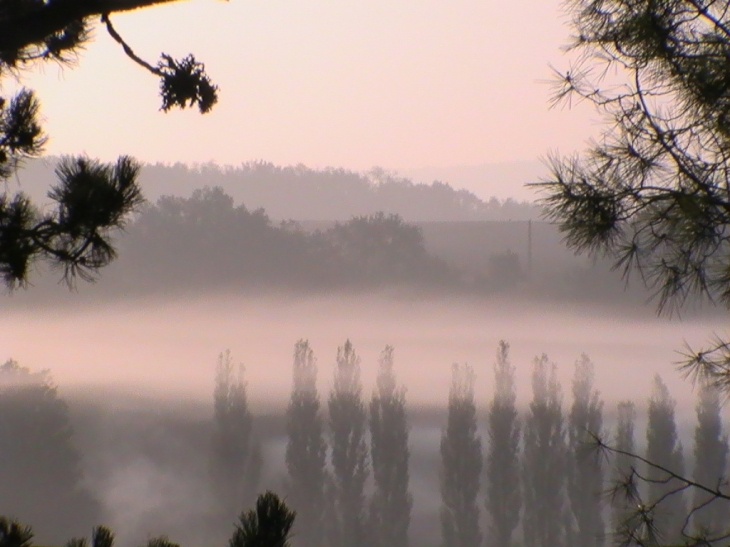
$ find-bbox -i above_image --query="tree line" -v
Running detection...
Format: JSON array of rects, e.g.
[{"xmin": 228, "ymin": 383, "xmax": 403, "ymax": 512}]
[
  {"xmin": 9, "ymin": 185, "xmax": 655, "ymax": 305},
  {"xmin": 1, "ymin": 343, "xmax": 728, "ymax": 547},
  {"xmin": 16, "ymin": 159, "xmax": 539, "ymax": 224},
  {"xmin": 110, "ymin": 186, "xmax": 454, "ymax": 293}
]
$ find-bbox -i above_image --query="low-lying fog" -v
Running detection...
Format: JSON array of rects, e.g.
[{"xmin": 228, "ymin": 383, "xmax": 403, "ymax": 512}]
[
  {"xmin": 1, "ymin": 292, "xmax": 723, "ymax": 409},
  {"xmin": 1, "ymin": 291, "xmax": 727, "ymax": 546}
]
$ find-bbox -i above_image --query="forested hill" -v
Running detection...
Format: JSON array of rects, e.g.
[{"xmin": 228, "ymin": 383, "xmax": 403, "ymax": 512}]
[{"xmin": 16, "ymin": 159, "xmax": 539, "ymax": 221}]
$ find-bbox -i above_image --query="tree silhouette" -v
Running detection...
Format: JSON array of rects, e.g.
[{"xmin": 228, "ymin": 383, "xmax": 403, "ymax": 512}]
[
  {"xmin": 485, "ymin": 341, "xmax": 521, "ymax": 547},
  {"xmin": 328, "ymin": 340, "xmax": 368, "ymax": 547},
  {"xmin": 610, "ymin": 400, "xmax": 637, "ymax": 540},
  {"xmin": 535, "ymin": 0, "xmax": 730, "ymax": 397},
  {"xmin": 692, "ymin": 383, "xmax": 729, "ymax": 541},
  {"xmin": 0, "ymin": 0, "xmax": 219, "ymax": 287},
  {"xmin": 0, "ymin": 359, "xmax": 100, "ymax": 543},
  {"xmin": 536, "ymin": 3, "xmax": 730, "ymax": 543},
  {"xmin": 369, "ymin": 345, "xmax": 412, "ymax": 547},
  {"xmin": 0, "ymin": 517, "xmax": 34, "ymax": 547},
  {"xmin": 522, "ymin": 354, "xmax": 568, "ymax": 547},
  {"xmin": 646, "ymin": 376, "xmax": 686, "ymax": 544},
  {"xmin": 566, "ymin": 354, "xmax": 604, "ymax": 547},
  {"xmin": 64, "ymin": 525, "xmax": 116, "ymax": 547},
  {"xmin": 439, "ymin": 363, "xmax": 482, "ymax": 547},
  {"xmin": 210, "ymin": 351, "xmax": 261, "ymax": 524},
  {"xmin": 285, "ymin": 340, "xmax": 327, "ymax": 547},
  {"xmin": 229, "ymin": 491, "xmax": 296, "ymax": 547}
]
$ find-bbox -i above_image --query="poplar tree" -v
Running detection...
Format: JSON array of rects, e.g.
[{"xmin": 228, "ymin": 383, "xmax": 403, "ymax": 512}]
[
  {"xmin": 285, "ymin": 340, "xmax": 327, "ymax": 547},
  {"xmin": 485, "ymin": 340, "xmax": 521, "ymax": 547},
  {"xmin": 645, "ymin": 375, "xmax": 686, "ymax": 544},
  {"xmin": 692, "ymin": 383, "xmax": 729, "ymax": 540},
  {"xmin": 610, "ymin": 400, "xmax": 638, "ymax": 538},
  {"xmin": 369, "ymin": 345, "xmax": 412, "ymax": 547},
  {"xmin": 522, "ymin": 354, "xmax": 568, "ymax": 547},
  {"xmin": 567, "ymin": 354, "xmax": 604, "ymax": 547},
  {"xmin": 439, "ymin": 363, "xmax": 482, "ymax": 547},
  {"xmin": 210, "ymin": 350, "xmax": 262, "ymax": 522},
  {"xmin": 328, "ymin": 340, "xmax": 368, "ymax": 547}
]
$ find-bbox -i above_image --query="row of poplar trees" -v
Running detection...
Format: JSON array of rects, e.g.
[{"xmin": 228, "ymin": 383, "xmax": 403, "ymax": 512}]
[
  {"xmin": 214, "ymin": 340, "xmax": 729, "ymax": 547},
  {"xmin": 443, "ymin": 344, "xmax": 728, "ymax": 547}
]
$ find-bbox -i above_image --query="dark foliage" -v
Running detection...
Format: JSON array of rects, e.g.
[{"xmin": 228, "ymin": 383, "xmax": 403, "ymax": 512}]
[
  {"xmin": 0, "ymin": 0, "xmax": 218, "ymax": 288},
  {"xmin": 157, "ymin": 54, "xmax": 218, "ymax": 114},
  {"xmin": 0, "ymin": 518, "xmax": 33, "ymax": 547},
  {"xmin": 0, "ymin": 155, "xmax": 144, "ymax": 287},
  {"xmin": 229, "ymin": 492, "xmax": 296, "ymax": 547},
  {"xmin": 64, "ymin": 525, "xmax": 115, "ymax": 547},
  {"xmin": 538, "ymin": 4, "xmax": 730, "ymax": 544},
  {"xmin": 536, "ymin": 0, "xmax": 730, "ymax": 385}
]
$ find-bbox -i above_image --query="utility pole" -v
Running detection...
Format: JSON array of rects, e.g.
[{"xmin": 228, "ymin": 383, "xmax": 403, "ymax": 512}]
[{"xmin": 527, "ymin": 219, "xmax": 533, "ymax": 277}]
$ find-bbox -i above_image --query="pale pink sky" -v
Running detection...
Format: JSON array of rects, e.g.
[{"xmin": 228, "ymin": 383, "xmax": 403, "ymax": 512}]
[{"xmin": 17, "ymin": 0, "xmax": 597, "ymax": 182}]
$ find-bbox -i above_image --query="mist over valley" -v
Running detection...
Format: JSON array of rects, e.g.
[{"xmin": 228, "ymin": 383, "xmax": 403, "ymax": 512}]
[{"xmin": 1, "ymin": 160, "xmax": 727, "ymax": 547}]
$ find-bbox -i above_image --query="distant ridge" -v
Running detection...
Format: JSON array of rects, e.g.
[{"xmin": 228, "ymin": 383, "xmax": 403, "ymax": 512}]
[
  {"xmin": 397, "ymin": 160, "xmax": 546, "ymax": 203},
  {"xmin": 12, "ymin": 158, "xmax": 541, "ymax": 222}
]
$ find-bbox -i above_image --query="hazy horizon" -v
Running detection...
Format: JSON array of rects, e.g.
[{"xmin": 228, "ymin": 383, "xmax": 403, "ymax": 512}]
[{"xmin": 1, "ymin": 291, "xmax": 723, "ymax": 413}]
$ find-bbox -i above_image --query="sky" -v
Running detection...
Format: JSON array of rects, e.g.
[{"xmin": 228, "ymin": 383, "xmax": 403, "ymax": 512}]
[{"xmin": 10, "ymin": 0, "xmax": 600, "ymax": 199}]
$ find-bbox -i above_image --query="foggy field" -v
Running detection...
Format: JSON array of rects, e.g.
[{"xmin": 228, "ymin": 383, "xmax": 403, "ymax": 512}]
[
  {"xmin": 0, "ymin": 292, "xmax": 723, "ymax": 410},
  {"xmin": 1, "ymin": 290, "xmax": 727, "ymax": 546}
]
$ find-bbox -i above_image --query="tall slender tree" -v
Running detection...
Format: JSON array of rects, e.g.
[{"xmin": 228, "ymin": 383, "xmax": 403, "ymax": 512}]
[
  {"xmin": 440, "ymin": 363, "xmax": 482, "ymax": 547},
  {"xmin": 485, "ymin": 340, "xmax": 521, "ymax": 547},
  {"xmin": 285, "ymin": 340, "xmax": 327, "ymax": 547},
  {"xmin": 567, "ymin": 354, "xmax": 604, "ymax": 547},
  {"xmin": 522, "ymin": 354, "xmax": 568, "ymax": 547},
  {"xmin": 645, "ymin": 375, "xmax": 686, "ymax": 544},
  {"xmin": 210, "ymin": 350, "xmax": 262, "ymax": 523},
  {"xmin": 328, "ymin": 340, "xmax": 368, "ymax": 547},
  {"xmin": 610, "ymin": 400, "xmax": 638, "ymax": 539},
  {"xmin": 369, "ymin": 345, "xmax": 412, "ymax": 547},
  {"xmin": 692, "ymin": 383, "xmax": 729, "ymax": 541}
]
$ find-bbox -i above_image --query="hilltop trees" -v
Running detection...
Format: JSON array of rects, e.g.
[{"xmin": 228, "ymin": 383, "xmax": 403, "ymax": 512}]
[
  {"xmin": 0, "ymin": 359, "xmax": 99, "ymax": 543},
  {"xmin": 439, "ymin": 363, "xmax": 483, "ymax": 547},
  {"xmin": 485, "ymin": 341, "xmax": 521, "ymax": 547},
  {"xmin": 566, "ymin": 354, "xmax": 604, "ymax": 547},
  {"xmin": 328, "ymin": 340, "xmax": 369, "ymax": 547},
  {"xmin": 522, "ymin": 354, "xmax": 568, "ymax": 547},
  {"xmin": 210, "ymin": 351, "xmax": 261, "ymax": 523},
  {"xmin": 0, "ymin": 0, "xmax": 219, "ymax": 288},
  {"xmin": 326, "ymin": 213, "xmax": 436, "ymax": 284},
  {"xmin": 369, "ymin": 346, "xmax": 412, "ymax": 547},
  {"xmin": 285, "ymin": 341, "xmax": 327, "ymax": 547}
]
